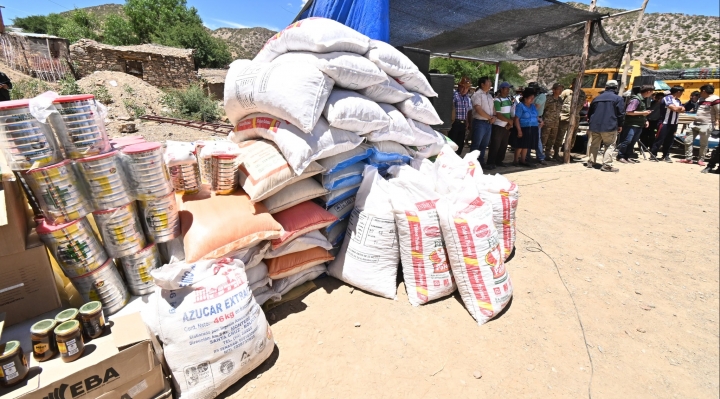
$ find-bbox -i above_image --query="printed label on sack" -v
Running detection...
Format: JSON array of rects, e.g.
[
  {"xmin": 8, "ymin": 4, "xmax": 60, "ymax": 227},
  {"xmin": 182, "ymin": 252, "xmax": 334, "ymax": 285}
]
[
  {"xmin": 350, "ymin": 209, "xmax": 397, "ymax": 250},
  {"xmin": 234, "ymin": 65, "xmax": 264, "ymax": 109},
  {"xmin": 235, "ymin": 116, "xmax": 282, "ymax": 133},
  {"xmin": 237, "ymin": 141, "xmax": 289, "ymax": 184}
]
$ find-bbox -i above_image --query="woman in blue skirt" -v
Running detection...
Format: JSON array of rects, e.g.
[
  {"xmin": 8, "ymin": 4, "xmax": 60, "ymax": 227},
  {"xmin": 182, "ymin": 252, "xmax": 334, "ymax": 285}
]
[{"xmin": 511, "ymin": 88, "xmax": 544, "ymax": 167}]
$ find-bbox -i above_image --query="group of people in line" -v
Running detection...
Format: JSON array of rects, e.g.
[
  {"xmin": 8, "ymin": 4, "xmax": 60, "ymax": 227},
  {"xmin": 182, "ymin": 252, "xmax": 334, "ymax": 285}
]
[{"xmin": 451, "ymin": 76, "xmax": 719, "ymax": 174}]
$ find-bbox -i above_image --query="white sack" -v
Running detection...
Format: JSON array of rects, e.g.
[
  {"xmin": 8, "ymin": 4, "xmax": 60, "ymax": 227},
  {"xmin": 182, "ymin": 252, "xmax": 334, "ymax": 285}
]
[
  {"xmin": 406, "ymin": 132, "xmax": 458, "ymax": 159},
  {"xmin": 247, "ymin": 261, "xmax": 270, "ymax": 288},
  {"xmin": 327, "ymin": 166, "xmax": 399, "ymax": 299},
  {"xmin": 230, "ymin": 114, "xmax": 362, "ymax": 175},
  {"xmin": 143, "ymin": 258, "xmax": 274, "ymax": 399},
  {"xmin": 436, "ymin": 183, "xmax": 513, "ymax": 326},
  {"xmin": 254, "ymin": 18, "xmax": 371, "ymax": 63},
  {"xmin": 262, "ymin": 178, "xmax": 329, "ymax": 214},
  {"xmin": 323, "ymin": 89, "xmax": 390, "ymax": 134},
  {"xmin": 387, "ymin": 179, "xmax": 455, "ymax": 306},
  {"xmin": 405, "ymin": 119, "xmax": 446, "ymax": 146},
  {"xmin": 272, "ymin": 264, "xmax": 327, "ymax": 296},
  {"xmin": 365, "ymin": 39, "xmax": 418, "ymax": 78},
  {"xmin": 317, "ymin": 144, "xmax": 372, "ymax": 174},
  {"xmin": 477, "ymin": 174, "xmax": 519, "ymax": 261},
  {"xmin": 228, "ymin": 241, "xmax": 270, "ymax": 269},
  {"xmin": 395, "ymin": 71, "xmax": 438, "ymax": 97},
  {"xmin": 396, "ymin": 92, "xmax": 443, "ymax": 125},
  {"xmin": 254, "ymin": 289, "xmax": 281, "ymax": 306},
  {"xmin": 315, "ymin": 162, "xmax": 364, "ymax": 190},
  {"xmin": 364, "ymin": 103, "xmax": 416, "ymax": 145},
  {"xmin": 356, "ymin": 75, "xmax": 413, "ymax": 104},
  {"xmin": 265, "ymin": 230, "xmax": 333, "ymax": 259},
  {"xmin": 273, "ymin": 51, "xmax": 386, "ymax": 90},
  {"xmin": 224, "ymin": 59, "xmax": 334, "ymax": 133}
]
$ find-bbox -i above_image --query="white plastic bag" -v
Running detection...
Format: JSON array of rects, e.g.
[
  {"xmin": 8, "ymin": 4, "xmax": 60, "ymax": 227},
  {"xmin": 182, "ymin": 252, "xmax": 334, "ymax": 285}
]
[
  {"xmin": 164, "ymin": 141, "xmax": 198, "ymax": 166},
  {"xmin": 356, "ymin": 75, "xmax": 413, "ymax": 104},
  {"xmin": 254, "ymin": 18, "xmax": 371, "ymax": 63},
  {"xmin": 143, "ymin": 258, "xmax": 274, "ymax": 399},
  {"xmin": 396, "ymin": 92, "xmax": 443, "ymax": 125},
  {"xmin": 327, "ymin": 166, "xmax": 399, "ymax": 299},
  {"xmin": 230, "ymin": 115, "xmax": 362, "ymax": 175},
  {"xmin": 273, "ymin": 51, "xmax": 385, "ymax": 90},
  {"xmin": 387, "ymin": 178, "xmax": 455, "ymax": 306},
  {"xmin": 436, "ymin": 183, "xmax": 513, "ymax": 326},
  {"xmin": 224, "ymin": 59, "xmax": 334, "ymax": 133},
  {"xmin": 364, "ymin": 103, "xmax": 416, "ymax": 145},
  {"xmin": 323, "ymin": 89, "xmax": 390, "ymax": 134}
]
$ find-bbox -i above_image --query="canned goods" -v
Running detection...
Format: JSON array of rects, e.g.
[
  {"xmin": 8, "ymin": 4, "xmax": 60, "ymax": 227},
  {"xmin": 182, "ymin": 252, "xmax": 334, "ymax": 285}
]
[
  {"xmin": 0, "ymin": 99, "xmax": 63, "ymax": 170},
  {"xmin": 195, "ymin": 141, "xmax": 210, "ymax": 185},
  {"xmin": 119, "ymin": 243, "xmax": 161, "ymax": 296},
  {"xmin": 138, "ymin": 192, "xmax": 181, "ymax": 243},
  {"xmin": 69, "ymin": 259, "xmax": 130, "ymax": 315},
  {"xmin": 49, "ymin": 95, "xmax": 111, "ymax": 159},
  {"xmin": 122, "ymin": 142, "xmax": 173, "ymax": 201},
  {"xmin": 24, "ymin": 160, "xmax": 93, "ymax": 224},
  {"xmin": 0, "ymin": 341, "xmax": 29, "ymax": 387},
  {"xmin": 75, "ymin": 150, "xmax": 132, "ymax": 209},
  {"xmin": 93, "ymin": 202, "xmax": 147, "ymax": 258},
  {"xmin": 169, "ymin": 163, "xmax": 201, "ymax": 194},
  {"xmin": 37, "ymin": 217, "xmax": 109, "ymax": 278},
  {"xmin": 211, "ymin": 154, "xmax": 238, "ymax": 194}
]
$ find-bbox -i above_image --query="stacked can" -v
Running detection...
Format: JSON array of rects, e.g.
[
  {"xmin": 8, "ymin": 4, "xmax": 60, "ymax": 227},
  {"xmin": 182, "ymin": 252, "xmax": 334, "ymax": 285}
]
[
  {"xmin": 118, "ymin": 243, "xmax": 161, "ymax": 296},
  {"xmin": 0, "ymin": 99, "xmax": 63, "ymax": 170},
  {"xmin": 138, "ymin": 191, "xmax": 181, "ymax": 243},
  {"xmin": 93, "ymin": 202, "xmax": 147, "ymax": 258},
  {"xmin": 195, "ymin": 141, "xmax": 211, "ymax": 185},
  {"xmin": 48, "ymin": 95, "xmax": 111, "ymax": 159},
  {"xmin": 75, "ymin": 151, "xmax": 132, "ymax": 210},
  {"xmin": 211, "ymin": 154, "xmax": 238, "ymax": 194},
  {"xmin": 71, "ymin": 259, "xmax": 130, "ymax": 315},
  {"xmin": 121, "ymin": 142, "xmax": 173, "ymax": 200},
  {"xmin": 37, "ymin": 217, "xmax": 109, "ymax": 278},
  {"xmin": 23, "ymin": 160, "xmax": 93, "ymax": 224},
  {"xmin": 168, "ymin": 163, "xmax": 201, "ymax": 194}
]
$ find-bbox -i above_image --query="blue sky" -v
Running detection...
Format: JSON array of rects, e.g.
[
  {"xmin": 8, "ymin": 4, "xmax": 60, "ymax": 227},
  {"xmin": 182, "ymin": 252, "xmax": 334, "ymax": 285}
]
[{"xmin": 2, "ymin": 0, "xmax": 718, "ymax": 32}]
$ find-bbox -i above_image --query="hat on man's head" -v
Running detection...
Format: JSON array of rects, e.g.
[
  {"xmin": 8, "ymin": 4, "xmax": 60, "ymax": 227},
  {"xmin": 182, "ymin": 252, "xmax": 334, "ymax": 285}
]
[
  {"xmin": 458, "ymin": 76, "xmax": 472, "ymax": 87},
  {"xmin": 498, "ymin": 82, "xmax": 512, "ymax": 89},
  {"xmin": 606, "ymin": 80, "xmax": 619, "ymax": 88}
]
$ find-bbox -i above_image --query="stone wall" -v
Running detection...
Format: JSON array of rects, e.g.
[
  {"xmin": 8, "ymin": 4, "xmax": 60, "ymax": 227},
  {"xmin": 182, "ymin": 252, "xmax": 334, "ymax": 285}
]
[{"xmin": 70, "ymin": 39, "xmax": 197, "ymax": 89}]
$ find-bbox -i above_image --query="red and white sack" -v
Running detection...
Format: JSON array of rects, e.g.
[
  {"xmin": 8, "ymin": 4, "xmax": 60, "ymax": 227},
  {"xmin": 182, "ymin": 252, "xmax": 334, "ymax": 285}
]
[
  {"xmin": 224, "ymin": 59, "xmax": 333, "ymax": 133},
  {"xmin": 387, "ymin": 178, "xmax": 455, "ymax": 306},
  {"xmin": 396, "ymin": 92, "xmax": 443, "ymax": 125},
  {"xmin": 328, "ymin": 166, "xmax": 399, "ymax": 299},
  {"xmin": 143, "ymin": 258, "xmax": 274, "ymax": 399},
  {"xmin": 230, "ymin": 114, "xmax": 362, "ymax": 175},
  {"xmin": 436, "ymin": 183, "xmax": 513, "ymax": 326},
  {"xmin": 477, "ymin": 174, "xmax": 519, "ymax": 261},
  {"xmin": 254, "ymin": 18, "xmax": 371, "ymax": 63},
  {"xmin": 356, "ymin": 75, "xmax": 413, "ymax": 104},
  {"xmin": 273, "ymin": 51, "xmax": 386, "ymax": 90}
]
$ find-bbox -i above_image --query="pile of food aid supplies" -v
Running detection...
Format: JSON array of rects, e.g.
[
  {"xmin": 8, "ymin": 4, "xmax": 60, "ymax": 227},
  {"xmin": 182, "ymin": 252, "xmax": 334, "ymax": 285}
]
[{"xmin": 0, "ymin": 18, "xmax": 519, "ymax": 399}]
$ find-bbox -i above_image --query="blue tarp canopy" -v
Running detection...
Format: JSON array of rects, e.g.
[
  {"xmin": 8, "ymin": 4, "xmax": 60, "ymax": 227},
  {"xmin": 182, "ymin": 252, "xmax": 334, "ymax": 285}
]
[{"xmin": 297, "ymin": 0, "xmax": 604, "ymax": 54}]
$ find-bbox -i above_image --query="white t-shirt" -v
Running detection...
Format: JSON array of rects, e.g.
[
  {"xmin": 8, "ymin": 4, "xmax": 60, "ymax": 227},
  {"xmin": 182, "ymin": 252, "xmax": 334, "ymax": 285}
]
[{"xmin": 471, "ymin": 89, "xmax": 494, "ymax": 121}]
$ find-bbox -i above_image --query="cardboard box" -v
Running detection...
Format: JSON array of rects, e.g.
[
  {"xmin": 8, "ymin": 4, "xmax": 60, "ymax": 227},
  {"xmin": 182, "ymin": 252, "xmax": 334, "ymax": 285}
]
[
  {"xmin": 0, "ymin": 312, "xmax": 169, "ymax": 399},
  {"xmin": 0, "ymin": 175, "xmax": 28, "ymax": 257},
  {"xmin": 0, "ymin": 240, "xmax": 62, "ymax": 326}
]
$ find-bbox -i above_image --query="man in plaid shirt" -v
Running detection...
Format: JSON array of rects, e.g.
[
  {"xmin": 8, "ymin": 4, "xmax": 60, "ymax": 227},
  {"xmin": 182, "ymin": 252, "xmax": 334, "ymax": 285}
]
[{"xmin": 449, "ymin": 76, "xmax": 473, "ymax": 155}]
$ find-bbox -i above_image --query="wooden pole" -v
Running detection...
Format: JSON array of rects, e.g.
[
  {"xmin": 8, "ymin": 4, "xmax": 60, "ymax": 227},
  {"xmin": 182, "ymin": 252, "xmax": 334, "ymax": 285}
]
[
  {"xmin": 619, "ymin": 0, "xmax": 650, "ymax": 94},
  {"xmin": 563, "ymin": 0, "xmax": 597, "ymax": 164}
]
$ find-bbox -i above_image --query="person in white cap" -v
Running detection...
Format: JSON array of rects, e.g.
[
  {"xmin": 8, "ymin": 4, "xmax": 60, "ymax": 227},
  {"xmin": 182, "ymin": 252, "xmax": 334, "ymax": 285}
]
[{"xmin": 586, "ymin": 80, "xmax": 625, "ymax": 173}]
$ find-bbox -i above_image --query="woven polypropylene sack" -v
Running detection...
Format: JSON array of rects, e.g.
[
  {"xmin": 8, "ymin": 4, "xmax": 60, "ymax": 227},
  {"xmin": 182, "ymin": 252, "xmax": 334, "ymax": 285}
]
[
  {"xmin": 327, "ymin": 166, "xmax": 399, "ymax": 299},
  {"xmin": 368, "ymin": 141, "xmax": 412, "ymax": 165},
  {"xmin": 477, "ymin": 174, "xmax": 519, "ymax": 261},
  {"xmin": 265, "ymin": 230, "xmax": 332, "ymax": 259},
  {"xmin": 396, "ymin": 92, "xmax": 443, "ymax": 125},
  {"xmin": 272, "ymin": 264, "xmax": 327, "ymax": 297},
  {"xmin": 323, "ymin": 89, "xmax": 390, "ymax": 134},
  {"xmin": 365, "ymin": 39, "xmax": 418, "ymax": 78},
  {"xmin": 230, "ymin": 115, "xmax": 362, "ymax": 175},
  {"xmin": 273, "ymin": 51, "xmax": 385, "ymax": 90},
  {"xmin": 227, "ymin": 241, "xmax": 270, "ymax": 269},
  {"xmin": 364, "ymin": 103, "xmax": 416, "ymax": 145},
  {"xmin": 247, "ymin": 261, "xmax": 270, "ymax": 290},
  {"xmin": 224, "ymin": 59, "xmax": 334, "ymax": 133},
  {"xmin": 357, "ymin": 75, "xmax": 413, "ymax": 104},
  {"xmin": 406, "ymin": 132, "xmax": 457, "ymax": 159},
  {"xmin": 261, "ymin": 178, "xmax": 329, "ymax": 214},
  {"xmin": 395, "ymin": 71, "xmax": 438, "ymax": 97},
  {"xmin": 436, "ymin": 185, "xmax": 513, "ymax": 326},
  {"xmin": 271, "ymin": 201, "xmax": 338, "ymax": 249},
  {"xmin": 266, "ymin": 247, "xmax": 334, "ymax": 279},
  {"xmin": 317, "ymin": 145, "xmax": 373, "ymax": 174},
  {"xmin": 315, "ymin": 162, "xmax": 365, "ymax": 190},
  {"xmin": 387, "ymin": 179, "xmax": 455, "ymax": 306},
  {"xmin": 318, "ymin": 183, "xmax": 361, "ymax": 208},
  {"xmin": 254, "ymin": 18, "xmax": 371, "ymax": 63},
  {"xmin": 143, "ymin": 258, "xmax": 274, "ymax": 399}
]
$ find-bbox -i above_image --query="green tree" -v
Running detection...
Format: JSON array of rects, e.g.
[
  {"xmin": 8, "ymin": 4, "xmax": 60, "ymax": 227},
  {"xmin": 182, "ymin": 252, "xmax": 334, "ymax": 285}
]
[
  {"xmin": 102, "ymin": 14, "xmax": 139, "ymax": 45},
  {"xmin": 124, "ymin": 0, "xmax": 202, "ymax": 43},
  {"xmin": 429, "ymin": 58, "xmax": 526, "ymax": 87},
  {"xmin": 11, "ymin": 15, "xmax": 51, "ymax": 34},
  {"xmin": 155, "ymin": 24, "xmax": 231, "ymax": 68},
  {"xmin": 56, "ymin": 10, "xmax": 101, "ymax": 43}
]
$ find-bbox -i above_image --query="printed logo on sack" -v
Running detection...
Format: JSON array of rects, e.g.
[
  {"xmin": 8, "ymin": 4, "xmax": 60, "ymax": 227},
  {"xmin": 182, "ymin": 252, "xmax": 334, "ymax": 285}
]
[
  {"xmin": 220, "ymin": 360, "xmax": 235, "ymax": 375},
  {"xmin": 41, "ymin": 368, "xmax": 120, "ymax": 399},
  {"xmin": 423, "ymin": 226, "xmax": 440, "ymax": 238},
  {"xmin": 255, "ymin": 337, "xmax": 267, "ymax": 354},
  {"xmin": 473, "ymin": 224, "xmax": 490, "ymax": 238},
  {"xmin": 429, "ymin": 248, "xmax": 450, "ymax": 274},
  {"xmin": 240, "ymin": 351, "xmax": 250, "ymax": 367}
]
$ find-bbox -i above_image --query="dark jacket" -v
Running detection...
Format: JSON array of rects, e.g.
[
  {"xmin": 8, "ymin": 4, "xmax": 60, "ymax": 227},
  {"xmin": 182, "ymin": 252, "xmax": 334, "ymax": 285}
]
[
  {"xmin": 624, "ymin": 94, "xmax": 649, "ymax": 127},
  {"xmin": 587, "ymin": 89, "xmax": 625, "ymax": 132},
  {"xmin": 0, "ymin": 72, "xmax": 12, "ymax": 102}
]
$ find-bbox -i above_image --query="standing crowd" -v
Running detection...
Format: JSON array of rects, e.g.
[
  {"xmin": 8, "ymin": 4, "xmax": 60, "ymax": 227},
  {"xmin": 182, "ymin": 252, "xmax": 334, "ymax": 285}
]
[{"xmin": 451, "ymin": 77, "xmax": 719, "ymax": 174}]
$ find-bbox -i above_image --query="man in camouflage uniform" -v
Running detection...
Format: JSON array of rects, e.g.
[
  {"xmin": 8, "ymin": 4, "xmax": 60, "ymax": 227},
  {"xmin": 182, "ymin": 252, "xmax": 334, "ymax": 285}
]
[
  {"xmin": 542, "ymin": 83, "xmax": 564, "ymax": 161},
  {"xmin": 554, "ymin": 81, "xmax": 587, "ymax": 159}
]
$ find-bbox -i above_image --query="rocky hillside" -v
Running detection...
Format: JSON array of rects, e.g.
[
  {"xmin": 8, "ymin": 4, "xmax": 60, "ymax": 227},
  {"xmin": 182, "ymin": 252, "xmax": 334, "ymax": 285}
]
[
  {"xmin": 60, "ymin": 4, "xmax": 125, "ymax": 20},
  {"xmin": 211, "ymin": 27, "xmax": 276, "ymax": 59}
]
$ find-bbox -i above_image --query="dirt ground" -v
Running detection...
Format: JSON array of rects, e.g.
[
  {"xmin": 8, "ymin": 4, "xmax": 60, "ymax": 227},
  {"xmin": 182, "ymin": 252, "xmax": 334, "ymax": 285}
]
[{"xmin": 214, "ymin": 150, "xmax": 719, "ymax": 399}]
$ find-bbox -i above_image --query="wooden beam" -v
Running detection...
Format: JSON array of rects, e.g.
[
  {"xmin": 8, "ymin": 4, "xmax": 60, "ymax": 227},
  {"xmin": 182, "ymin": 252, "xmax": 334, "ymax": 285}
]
[
  {"xmin": 619, "ymin": 0, "xmax": 650, "ymax": 93},
  {"xmin": 563, "ymin": 0, "xmax": 597, "ymax": 164}
]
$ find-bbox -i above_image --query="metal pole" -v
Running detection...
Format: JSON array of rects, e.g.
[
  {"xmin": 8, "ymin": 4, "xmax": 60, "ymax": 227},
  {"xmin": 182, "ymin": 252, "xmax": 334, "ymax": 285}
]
[
  {"xmin": 563, "ymin": 0, "xmax": 597, "ymax": 164},
  {"xmin": 494, "ymin": 62, "xmax": 500, "ymax": 93},
  {"xmin": 619, "ymin": 0, "xmax": 650, "ymax": 94}
]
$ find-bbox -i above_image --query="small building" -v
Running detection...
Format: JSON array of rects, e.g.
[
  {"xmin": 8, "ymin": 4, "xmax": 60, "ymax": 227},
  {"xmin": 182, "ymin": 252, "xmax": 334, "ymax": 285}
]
[
  {"xmin": 70, "ymin": 39, "xmax": 197, "ymax": 88},
  {"xmin": 0, "ymin": 30, "xmax": 71, "ymax": 81},
  {"xmin": 198, "ymin": 68, "xmax": 227, "ymax": 100}
]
